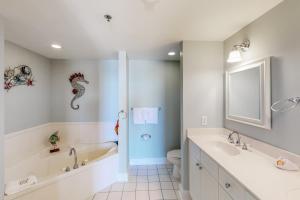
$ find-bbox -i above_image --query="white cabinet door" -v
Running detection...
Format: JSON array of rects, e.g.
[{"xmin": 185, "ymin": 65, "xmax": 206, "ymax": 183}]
[
  {"xmin": 219, "ymin": 186, "xmax": 233, "ymax": 200},
  {"xmin": 246, "ymin": 192, "xmax": 258, "ymax": 200},
  {"xmin": 189, "ymin": 152, "xmax": 202, "ymax": 200},
  {"xmin": 200, "ymin": 167, "xmax": 219, "ymax": 200},
  {"xmin": 189, "ymin": 142, "xmax": 218, "ymax": 200}
]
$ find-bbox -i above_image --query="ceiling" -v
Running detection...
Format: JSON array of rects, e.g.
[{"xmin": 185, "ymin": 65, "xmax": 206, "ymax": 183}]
[{"xmin": 0, "ymin": 0, "xmax": 283, "ymax": 60}]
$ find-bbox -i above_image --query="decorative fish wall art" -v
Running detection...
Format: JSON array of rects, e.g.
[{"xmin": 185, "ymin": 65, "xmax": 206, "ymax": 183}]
[
  {"xmin": 4, "ymin": 65, "xmax": 34, "ymax": 91},
  {"xmin": 69, "ymin": 73, "xmax": 89, "ymax": 110}
]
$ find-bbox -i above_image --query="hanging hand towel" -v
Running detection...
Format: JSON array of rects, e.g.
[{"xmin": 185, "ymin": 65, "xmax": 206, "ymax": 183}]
[
  {"xmin": 143, "ymin": 107, "xmax": 158, "ymax": 124},
  {"xmin": 133, "ymin": 107, "xmax": 159, "ymax": 124},
  {"xmin": 133, "ymin": 108, "xmax": 146, "ymax": 124}
]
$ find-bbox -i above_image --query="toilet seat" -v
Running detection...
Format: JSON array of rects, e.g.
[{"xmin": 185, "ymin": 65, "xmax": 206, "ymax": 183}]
[
  {"xmin": 167, "ymin": 150, "xmax": 181, "ymax": 165},
  {"xmin": 167, "ymin": 149, "xmax": 181, "ymax": 180},
  {"xmin": 167, "ymin": 149, "xmax": 181, "ymax": 159}
]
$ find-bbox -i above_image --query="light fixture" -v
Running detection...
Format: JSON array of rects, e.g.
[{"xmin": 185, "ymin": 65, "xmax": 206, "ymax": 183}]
[
  {"xmin": 168, "ymin": 51, "xmax": 176, "ymax": 56},
  {"xmin": 51, "ymin": 44, "xmax": 62, "ymax": 49},
  {"xmin": 227, "ymin": 50, "xmax": 242, "ymax": 63},
  {"xmin": 227, "ymin": 40, "xmax": 250, "ymax": 63}
]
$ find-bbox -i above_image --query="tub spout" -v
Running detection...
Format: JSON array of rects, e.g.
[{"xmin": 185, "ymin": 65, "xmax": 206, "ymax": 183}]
[{"xmin": 69, "ymin": 147, "xmax": 79, "ymax": 169}]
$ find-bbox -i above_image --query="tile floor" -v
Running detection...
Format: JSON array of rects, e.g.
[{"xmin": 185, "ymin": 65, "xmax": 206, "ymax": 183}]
[{"xmin": 91, "ymin": 164, "xmax": 181, "ymax": 200}]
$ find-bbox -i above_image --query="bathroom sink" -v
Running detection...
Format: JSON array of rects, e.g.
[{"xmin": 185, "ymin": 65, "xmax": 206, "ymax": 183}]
[{"xmin": 209, "ymin": 141, "xmax": 240, "ymax": 156}]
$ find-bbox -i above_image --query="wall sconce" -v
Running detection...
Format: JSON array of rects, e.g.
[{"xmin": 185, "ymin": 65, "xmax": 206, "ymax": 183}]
[{"xmin": 227, "ymin": 40, "xmax": 250, "ymax": 63}]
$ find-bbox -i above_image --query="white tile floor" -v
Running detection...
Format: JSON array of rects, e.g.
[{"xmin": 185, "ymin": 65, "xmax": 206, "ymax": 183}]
[{"xmin": 92, "ymin": 164, "xmax": 180, "ymax": 200}]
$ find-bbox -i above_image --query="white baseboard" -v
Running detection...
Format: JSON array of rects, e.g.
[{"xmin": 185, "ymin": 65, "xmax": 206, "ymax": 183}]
[
  {"xmin": 130, "ymin": 157, "xmax": 168, "ymax": 165},
  {"xmin": 179, "ymin": 183, "xmax": 191, "ymax": 200}
]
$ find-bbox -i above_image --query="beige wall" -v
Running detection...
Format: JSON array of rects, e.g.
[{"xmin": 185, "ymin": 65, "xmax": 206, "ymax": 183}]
[
  {"xmin": 50, "ymin": 59, "xmax": 118, "ymax": 123},
  {"xmin": 0, "ymin": 17, "xmax": 5, "ymax": 200},
  {"xmin": 181, "ymin": 41, "xmax": 224, "ymax": 190},
  {"xmin": 224, "ymin": 0, "xmax": 300, "ymax": 154},
  {"xmin": 4, "ymin": 41, "xmax": 51, "ymax": 133},
  {"xmin": 128, "ymin": 60, "xmax": 180, "ymax": 160}
]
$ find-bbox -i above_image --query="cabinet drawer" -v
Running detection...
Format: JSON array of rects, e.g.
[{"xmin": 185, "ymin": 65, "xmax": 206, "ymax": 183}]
[
  {"xmin": 219, "ymin": 186, "xmax": 233, "ymax": 200},
  {"xmin": 219, "ymin": 167, "xmax": 245, "ymax": 200},
  {"xmin": 201, "ymin": 151, "xmax": 218, "ymax": 180},
  {"xmin": 189, "ymin": 140, "xmax": 201, "ymax": 161}
]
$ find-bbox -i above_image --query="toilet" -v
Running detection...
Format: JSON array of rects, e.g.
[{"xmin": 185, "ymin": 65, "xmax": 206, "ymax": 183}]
[{"xmin": 167, "ymin": 149, "xmax": 181, "ymax": 180}]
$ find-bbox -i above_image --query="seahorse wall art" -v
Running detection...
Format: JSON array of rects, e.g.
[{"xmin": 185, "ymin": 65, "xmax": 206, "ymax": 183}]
[
  {"xmin": 69, "ymin": 73, "xmax": 89, "ymax": 110},
  {"xmin": 4, "ymin": 65, "xmax": 34, "ymax": 91}
]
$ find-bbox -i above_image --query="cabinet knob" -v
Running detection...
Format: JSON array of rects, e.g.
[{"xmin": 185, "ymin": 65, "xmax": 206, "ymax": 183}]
[
  {"xmin": 196, "ymin": 163, "xmax": 203, "ymax": 170},
  {"xmin": 225, "ymin": 183, "xmax": 231, "ymax": 189}
]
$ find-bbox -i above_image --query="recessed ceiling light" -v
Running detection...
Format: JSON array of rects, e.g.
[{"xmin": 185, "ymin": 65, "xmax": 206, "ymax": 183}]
[
  {"xmin": 51, "ymin": 44, "xmax": 62, "ymax": 49},
  {"xmin": 168, "ymin": 51, "xmax": 176, "ymax": 56}
]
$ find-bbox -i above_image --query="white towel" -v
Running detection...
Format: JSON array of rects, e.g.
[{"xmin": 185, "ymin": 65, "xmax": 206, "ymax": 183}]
[
  {"xmin": 143, "ymin": 107, "xmax": 158, "ymax": 124},
  {"xmin": 133, "ymin": 107, "xmax": 159, "ymax": 124},
  {"xmin": 5, "ymin": 175, "xmax": 38, "ymax": 195},
  {"xmin": 133, "ymin": 108, "xmax": 145, "ymax": 124}
]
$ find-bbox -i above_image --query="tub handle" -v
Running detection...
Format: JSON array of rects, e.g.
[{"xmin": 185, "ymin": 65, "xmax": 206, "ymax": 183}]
[
  {"xmin": 65, "ymin": 166, "xmax": 70, "ymax": 172},
  {"xmin": 81, "ymin": 160, "xmax": 88, "ymax": 166}
]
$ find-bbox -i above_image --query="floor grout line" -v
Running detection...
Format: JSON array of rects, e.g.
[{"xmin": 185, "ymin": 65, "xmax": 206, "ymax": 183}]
[
  {"xmin": 95, "ymin": 165, "xmax": 178, "ymax": 200},
  {"xmin": 91, "ymin": 192, "xmax": 96, "ymax": 200}
]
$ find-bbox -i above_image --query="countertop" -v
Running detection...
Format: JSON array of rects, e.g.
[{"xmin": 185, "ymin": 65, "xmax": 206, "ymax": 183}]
[{"xmin": 187, "ymin": 128, "xmax": 300, "ymax": 200}]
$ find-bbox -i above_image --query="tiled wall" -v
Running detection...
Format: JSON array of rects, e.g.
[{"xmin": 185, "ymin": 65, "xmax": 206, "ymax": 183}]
[{"xmin": 4, "ymin": 122, "xmax": 117, "ymax": 169}]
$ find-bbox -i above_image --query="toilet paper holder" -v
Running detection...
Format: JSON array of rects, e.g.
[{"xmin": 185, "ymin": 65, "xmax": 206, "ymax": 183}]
[{"xmin": 141, "ymin": 133, "xmax": 151, "ymax": 141}]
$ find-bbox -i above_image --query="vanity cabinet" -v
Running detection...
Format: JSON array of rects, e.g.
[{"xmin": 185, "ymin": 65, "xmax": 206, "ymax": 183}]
[
  {"xmin": 219, "ymin": 167, "xmax": 245, "ymax": 200},
  {"xmin": 199, "ymin": 167, "xmax": 218, "ymax": 200},
  {"xmin": 219, "ymin": 186, "xmax": 233, "ymax": 200},
  {"xmin": 246, "ymin": 192, "xmax": 258, "ymax": 200},
  {"xmin": 189, "ymin": 153, "xmax": 202, "ymax": 200},
  {"xmin": 189, "ymin": 140, "xmax": 259, "ymax": 200},
  {"xmin": 189, "ymin": 141, "xmax": 218, "ymax": 200}
]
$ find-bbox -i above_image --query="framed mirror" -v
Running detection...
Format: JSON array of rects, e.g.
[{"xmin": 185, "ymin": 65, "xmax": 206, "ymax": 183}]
[{"xmin": 225, "ymin": 57, "xmax": 271, "ymax": 130}]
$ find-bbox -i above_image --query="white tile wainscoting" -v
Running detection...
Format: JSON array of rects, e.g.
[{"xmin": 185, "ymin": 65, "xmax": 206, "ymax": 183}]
[
  {"xmin": 4, "ymin": 123, "xmax": 180, "ymax": 200},
  {"xmin": 91, "ymin": 164, "xmax": 181, "ymax": 200},
  {"xmin": 4, "ymin": 122, "xmax": 117, "ymax": 172}
]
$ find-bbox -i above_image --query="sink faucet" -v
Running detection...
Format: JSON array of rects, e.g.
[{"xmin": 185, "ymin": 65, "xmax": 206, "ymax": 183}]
[
  {"xmin": 69, "ymin": 147, "xmax": 79, "ymax": 169},
  {"xmin": 228, "ymin": 131, "xmax": 241, "ymax": 146}
]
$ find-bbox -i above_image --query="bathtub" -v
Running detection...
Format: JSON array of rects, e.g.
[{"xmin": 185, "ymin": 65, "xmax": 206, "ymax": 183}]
[{"xmin": 5, "ymin": 142, "xmax": 118, "ymax": 200}]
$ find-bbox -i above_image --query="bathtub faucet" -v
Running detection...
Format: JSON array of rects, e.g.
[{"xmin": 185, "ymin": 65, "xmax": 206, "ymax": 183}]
[{"xmin": 69, "ymin": 147, "xmax": 79, "ymax": 169}]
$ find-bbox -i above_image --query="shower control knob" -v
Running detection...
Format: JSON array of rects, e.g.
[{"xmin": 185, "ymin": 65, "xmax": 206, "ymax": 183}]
[
  {"xmin": 242, "ymin": 142, "xmax": 248, "ymax": 150},
  {"xmin": 196, "ymin": 163, "xmax": 200, "ymax": 166}
]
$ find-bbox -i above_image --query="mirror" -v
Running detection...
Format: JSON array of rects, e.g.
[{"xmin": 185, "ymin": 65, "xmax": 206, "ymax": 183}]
[{"xmin": 226, "ymin": 57, "xmax": 271, "ymax": 130}]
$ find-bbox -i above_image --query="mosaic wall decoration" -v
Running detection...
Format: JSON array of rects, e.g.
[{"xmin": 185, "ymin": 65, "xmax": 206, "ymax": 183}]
[
  {"xmin": 4, "ymin": 65, "xmax": 34, "ymax": 91},
  {"xmin": 69, "ymin": 73, "xmax": 89, "ymax": 110}
]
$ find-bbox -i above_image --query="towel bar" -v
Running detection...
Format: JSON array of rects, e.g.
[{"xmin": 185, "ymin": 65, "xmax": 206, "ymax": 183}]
[{"xmin": 130, "ymin": 107, "xmax": 162, "ymax": 111}]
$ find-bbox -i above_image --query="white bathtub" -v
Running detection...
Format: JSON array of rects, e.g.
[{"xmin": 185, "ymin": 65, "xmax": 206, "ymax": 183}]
[{"xmin": 5, "ymin": 142, "xmax": 118, "ymax": 200}]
